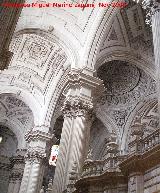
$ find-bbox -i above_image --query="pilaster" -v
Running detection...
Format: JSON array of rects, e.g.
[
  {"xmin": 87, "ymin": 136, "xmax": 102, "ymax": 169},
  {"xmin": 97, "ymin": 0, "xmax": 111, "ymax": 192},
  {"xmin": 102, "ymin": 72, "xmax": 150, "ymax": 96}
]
[{"xmin": 128, "ymin": 172, "xmax": 144, "ymax": 193}]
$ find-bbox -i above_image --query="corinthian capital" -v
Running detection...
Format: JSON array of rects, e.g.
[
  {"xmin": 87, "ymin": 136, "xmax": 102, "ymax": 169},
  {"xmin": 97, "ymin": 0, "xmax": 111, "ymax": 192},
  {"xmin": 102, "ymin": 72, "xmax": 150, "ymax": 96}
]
[
  {"xmin": 25, "ymin": 129, "xmax": 53, "ymax": 143},
  {"xmin": 142, "ymin": 0, "xmax": 160, "ymax": 24},
  {"xmin": 25, "ymin": 149, "xmax": 47, "ymax": 163},
  {"xmin": 61, "ymin": 69, "xmax": 103, "ymax": 118},
  {"xmin": 62, "ymin": 97, "xmax": 93, "ymax": 118}
]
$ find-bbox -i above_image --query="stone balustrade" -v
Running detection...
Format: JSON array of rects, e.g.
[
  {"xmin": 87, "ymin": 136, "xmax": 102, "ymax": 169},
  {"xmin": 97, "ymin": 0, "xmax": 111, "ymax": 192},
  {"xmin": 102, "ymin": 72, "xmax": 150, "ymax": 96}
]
[
  {"xmin": 81, "ymin": 160, "xmax": 104, "ymax": 177},
  {"xmin": 141, "ymin": 129, "xmax": 160, "ymax": 152},
  {"xmin": 81, "ymin": 155, "xmax": 126, "ymax": 178},
  {"xmin": 128, "ymin": 129, "xmax": 160, "ymax": 154},
  {"xmin": 80, "ymin": 129, "xmax": 160, "ymax": 180}
]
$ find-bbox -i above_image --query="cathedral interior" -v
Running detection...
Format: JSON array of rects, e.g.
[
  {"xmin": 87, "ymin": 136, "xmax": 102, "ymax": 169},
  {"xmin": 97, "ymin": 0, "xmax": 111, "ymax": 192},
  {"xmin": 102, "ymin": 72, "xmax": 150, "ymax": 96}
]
[{"xmin": 0, "ymin": 0, "xmax": 160, "ymax": 193}]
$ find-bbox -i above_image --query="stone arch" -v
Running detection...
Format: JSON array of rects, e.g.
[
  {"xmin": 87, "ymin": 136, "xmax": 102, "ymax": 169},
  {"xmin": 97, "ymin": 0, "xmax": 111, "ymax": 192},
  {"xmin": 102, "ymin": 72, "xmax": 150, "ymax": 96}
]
[
  {"xmin": 95, "ymin": 59, "xmax": 157, "ymax": 154},
  {"xmin": 3, "ymin": 28, "xmax": 77, "ymax": 126},
  {"xmin": 0, "ymin": 93, "xmax": 34, "ymax": 148},
  {"xmin": 0, "ymin": 87, "xmax": 40, "ymax": 125},
  {"xmin": 81, "ymin": 7, "xmax": 120, "ymax": 70},
  {"xmin": 84, "ymin": 1, "xmax": 153, "ymax": 74}
]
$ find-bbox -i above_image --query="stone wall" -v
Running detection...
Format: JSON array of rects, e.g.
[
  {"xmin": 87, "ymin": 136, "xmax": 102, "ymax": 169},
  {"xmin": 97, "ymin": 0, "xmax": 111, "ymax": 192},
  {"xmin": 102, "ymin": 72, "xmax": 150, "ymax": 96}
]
[{"xmin": 144, "ymin": 165, "xmax": 160, "ymax": 193}]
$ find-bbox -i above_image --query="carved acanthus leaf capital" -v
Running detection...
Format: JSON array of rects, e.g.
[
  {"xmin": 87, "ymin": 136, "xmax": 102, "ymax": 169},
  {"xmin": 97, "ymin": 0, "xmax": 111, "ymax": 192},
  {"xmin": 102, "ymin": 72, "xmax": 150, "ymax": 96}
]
[
  {"xmin": 61, "ymin": 97, "xmax": 93, "ymax": 118},
  {"xmin": 25, "ymin": 129, "xmax": 53, "ymax": 143},
  {"xmin": 25, "ymin": 148, "xmax": 47, "ymax": 163}
]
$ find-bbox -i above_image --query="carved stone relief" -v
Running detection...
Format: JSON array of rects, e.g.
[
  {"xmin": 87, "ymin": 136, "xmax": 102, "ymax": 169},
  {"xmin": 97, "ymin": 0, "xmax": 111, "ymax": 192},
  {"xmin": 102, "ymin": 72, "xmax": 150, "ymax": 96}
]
[
  {"xmin": 5, "ymin": 33, "xmax": 69, "ymax": 102},
  {"xmin": 128, "ymin": 100, "xmax": 159, "ymax": 142},
  {"xmin": 99, "ymin": 1, "xmax": 154, "ymax": 63},
  {"xmin": 0, "ymin": 95, "xmax": 33, "ymax": 132},
  {"xmin": 97, "ymin": 60, "xmax": 156, "ymax": 137}
]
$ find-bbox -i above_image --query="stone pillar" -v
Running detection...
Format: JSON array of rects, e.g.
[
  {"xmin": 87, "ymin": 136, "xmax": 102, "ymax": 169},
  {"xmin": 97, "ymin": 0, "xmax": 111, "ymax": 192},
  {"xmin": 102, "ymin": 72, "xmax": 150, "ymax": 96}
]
[
  {"xmin": 142, "ymin": 0, "xmax": 160, "ymax": 112},
  {"xmin": 128, "ymin": 172, "xmax": 144, "ymax": 193},
  {"xmin": 0, "ymin": 0, "xmax": 23, "ymax": 70},
  {"xmin": 19, "ymin": 128, "xmax": 55, "ymax": 193},
  {"xmin": 7, "ymin": 149, "xmax": 26, "ymax": 193},
  {"xmin": 53, "ymin": 69, "xmax": 102, "ymax": 193}
]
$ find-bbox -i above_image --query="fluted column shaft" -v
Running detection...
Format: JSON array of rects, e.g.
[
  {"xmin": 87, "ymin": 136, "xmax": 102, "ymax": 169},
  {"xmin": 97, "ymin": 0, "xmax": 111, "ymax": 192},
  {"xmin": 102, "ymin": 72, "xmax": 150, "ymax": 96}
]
[
  {"xmin": 152, "ymin": 5, "xmax": 160, "ymax": 113},
  {"xmin": 52, "ymin": 69, "xmax": 103, "ymax": 193},
  {"xmin": 53, "ymin": 115, "xmax": 73, "ymax": 193},
  {"xmin": 53, "ymin": 102, "xmax": 92, "ymax": 193},
  {"xmin": 19, "ymin": 128, "xmax": 54, "ymax": 193},
  {"xmin": 143, "ymin": 0, "xmax": 160, "ymax": 111}
]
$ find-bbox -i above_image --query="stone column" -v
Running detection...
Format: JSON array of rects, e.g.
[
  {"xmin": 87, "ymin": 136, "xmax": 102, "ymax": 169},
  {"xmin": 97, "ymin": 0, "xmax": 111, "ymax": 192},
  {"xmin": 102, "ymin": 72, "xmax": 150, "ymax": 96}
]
[
  {"xmin": 19, "ymin": 128, "xmax": 55, "ymax": 193},
  {"xmin": 142, "ymin": 0, "xmax": 160, "ymax": 112},
  {"xmin": 7, "ymin": 149, "xmax": 26, "ymax": 193},
  {"xmin": 52, "ymin": 69, "xmax": 102, "ymax": 193},
  {"xmin": 0, "ymin": 0, "xmax": 23, "ymax": 70}
]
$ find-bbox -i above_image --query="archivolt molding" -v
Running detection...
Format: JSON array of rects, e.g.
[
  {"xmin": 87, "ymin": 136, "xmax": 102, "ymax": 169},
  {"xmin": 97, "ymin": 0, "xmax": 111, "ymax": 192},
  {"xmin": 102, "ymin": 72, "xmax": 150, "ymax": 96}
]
[
  {"xmin": 96, "ymin": 108, "xmax": 120, "ymax": 137},
  {"xmin": 43, "ymin": 67, "xmax": 70, "ymax": 127},
  {"xmin": 90, "ymin": 116, "xmax": 119, "ymax": 160},
  {"xmin": 82, "ymin": 6, "xmax": 118, "ymax": 69},
  {"xmin": 0, "ymin": 120, "xmax": 25, "ymax": 149},
  {"xmin": 0, "ymin": 86, "xmax": 41, "ymax": 125},
  {"xmin": 0, "ymin": 94, "xmax": 33, "ymax": 147}
]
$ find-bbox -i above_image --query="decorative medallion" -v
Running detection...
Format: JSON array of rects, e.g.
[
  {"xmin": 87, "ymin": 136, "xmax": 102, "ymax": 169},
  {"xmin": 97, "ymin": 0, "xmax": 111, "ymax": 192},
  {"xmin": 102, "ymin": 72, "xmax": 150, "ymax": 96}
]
[{"xmin": 97, "ymin": 60, "xmax": 140, "ymax": 95}]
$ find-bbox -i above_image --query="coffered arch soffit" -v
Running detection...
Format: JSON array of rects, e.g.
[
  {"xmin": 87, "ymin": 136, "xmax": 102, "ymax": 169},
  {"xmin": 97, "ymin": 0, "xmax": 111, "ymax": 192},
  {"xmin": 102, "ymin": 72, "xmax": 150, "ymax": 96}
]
[
  {"xmin": 15, "ymin": 1, "xmax": 119, "ymax": 69},
  {"xmin": 0, "ymin": 29, "xmax": 76, "ymax": 125}
]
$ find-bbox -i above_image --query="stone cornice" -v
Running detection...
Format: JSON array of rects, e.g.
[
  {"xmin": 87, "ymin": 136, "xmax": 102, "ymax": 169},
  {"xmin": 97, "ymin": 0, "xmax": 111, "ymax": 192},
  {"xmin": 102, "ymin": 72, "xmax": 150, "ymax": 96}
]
[
  {"xmin": 61, "ymin": 69, "xmax": 103, "ymax": 117},
  {"xmin": 119, "ymin": 143, "xmax": 160, "ymax": 175},
  {"xmin": 75, "ymin": 171, "xmax": 127, "ymax": 190},
  {"xmin": 63, "ymin": 69, "xmax": 103, "ymax": 101},
  {"xmin": 65, "ymin": 69, "xmax": 103, "ymax": 91}
]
